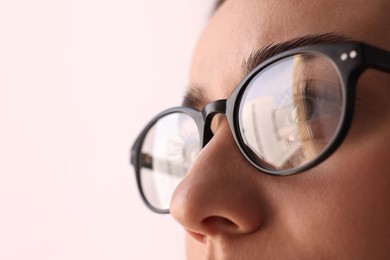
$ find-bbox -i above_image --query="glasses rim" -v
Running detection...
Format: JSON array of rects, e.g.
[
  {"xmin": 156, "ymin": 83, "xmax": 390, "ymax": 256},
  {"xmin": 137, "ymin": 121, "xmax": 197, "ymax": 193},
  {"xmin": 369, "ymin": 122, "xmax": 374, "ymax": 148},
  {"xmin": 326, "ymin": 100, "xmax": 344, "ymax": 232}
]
[
  {"xmin": 228, "ymin": 41, "xmax": 389, "ymax": 175},
  {"xmin": 131, "ymin": 107, "xmax": 202, "ymax": 213},
  {"xmin": 131, "ymin": 41, "xmax": 390, "ymax": 213}
]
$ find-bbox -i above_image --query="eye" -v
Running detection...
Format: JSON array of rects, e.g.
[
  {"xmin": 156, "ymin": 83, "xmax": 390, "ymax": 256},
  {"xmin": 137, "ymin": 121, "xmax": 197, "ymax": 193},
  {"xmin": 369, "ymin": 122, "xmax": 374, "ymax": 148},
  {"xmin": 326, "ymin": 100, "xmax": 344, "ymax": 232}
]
[{"xmin": 292, "ymin": 80, "xmax": 342, "ymax": 122}]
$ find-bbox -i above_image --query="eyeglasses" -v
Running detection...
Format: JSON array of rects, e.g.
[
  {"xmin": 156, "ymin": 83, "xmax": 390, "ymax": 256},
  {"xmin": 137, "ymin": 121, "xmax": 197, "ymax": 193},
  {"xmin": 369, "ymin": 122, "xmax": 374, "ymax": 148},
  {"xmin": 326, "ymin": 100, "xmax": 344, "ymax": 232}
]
[{"xmin": 131, "ymin": 42, "xmax": 390, "ymax": 213}]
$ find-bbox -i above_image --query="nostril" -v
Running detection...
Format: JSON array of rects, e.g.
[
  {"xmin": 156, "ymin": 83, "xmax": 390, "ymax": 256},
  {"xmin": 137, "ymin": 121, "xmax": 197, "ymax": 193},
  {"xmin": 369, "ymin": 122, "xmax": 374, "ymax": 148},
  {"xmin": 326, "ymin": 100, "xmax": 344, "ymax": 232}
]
[{"xmin": 202, "ymin": 216, "xmax": 239, "ymax": 235}]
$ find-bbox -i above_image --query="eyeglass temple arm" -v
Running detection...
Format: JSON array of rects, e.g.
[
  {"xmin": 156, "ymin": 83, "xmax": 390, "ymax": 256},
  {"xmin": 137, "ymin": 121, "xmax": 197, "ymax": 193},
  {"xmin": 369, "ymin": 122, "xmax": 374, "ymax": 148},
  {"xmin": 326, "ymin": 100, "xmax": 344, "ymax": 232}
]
[{"xmin": 364, "ymin": 44, "xmax": 390, "ymax": 73}]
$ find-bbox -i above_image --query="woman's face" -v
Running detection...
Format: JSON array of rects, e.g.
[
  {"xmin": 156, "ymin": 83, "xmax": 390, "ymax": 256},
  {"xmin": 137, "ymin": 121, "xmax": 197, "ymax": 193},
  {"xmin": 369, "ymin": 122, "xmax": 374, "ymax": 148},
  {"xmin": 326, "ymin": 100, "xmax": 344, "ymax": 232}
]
[{"xmin": 169, "ymin": 0, "xmax": 390, "ymax": 259}]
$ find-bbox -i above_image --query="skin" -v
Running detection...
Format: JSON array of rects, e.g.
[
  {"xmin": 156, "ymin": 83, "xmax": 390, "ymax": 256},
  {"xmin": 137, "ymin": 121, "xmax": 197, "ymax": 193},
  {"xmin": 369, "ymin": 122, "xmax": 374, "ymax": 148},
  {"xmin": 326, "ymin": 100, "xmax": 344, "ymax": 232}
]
[{"xmin": 169, "ymin": 0, "xmax": 390, "ymax": 259}]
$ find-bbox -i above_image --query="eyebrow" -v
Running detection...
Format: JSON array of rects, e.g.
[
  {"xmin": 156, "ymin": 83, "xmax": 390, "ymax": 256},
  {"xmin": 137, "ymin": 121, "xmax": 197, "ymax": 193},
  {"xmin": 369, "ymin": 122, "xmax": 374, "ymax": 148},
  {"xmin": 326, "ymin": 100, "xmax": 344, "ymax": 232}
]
[
  {"xmin": 182, "ymin": 84, "xmax": 208, "ymax": 109},
  {"xmin": 242, "ymin": 32, "xmax": 350, "ymax": 75},
  {"xmin": 183, "ymin": 32, "xmax": 351, "ymax": 109}
]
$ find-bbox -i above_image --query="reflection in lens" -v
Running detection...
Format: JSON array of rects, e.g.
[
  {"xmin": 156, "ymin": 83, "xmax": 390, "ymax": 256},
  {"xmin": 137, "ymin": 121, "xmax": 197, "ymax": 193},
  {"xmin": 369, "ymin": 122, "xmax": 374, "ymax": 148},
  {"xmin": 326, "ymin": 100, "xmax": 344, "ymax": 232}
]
[
  {"xmin": 239, "ymin": 53, "xmax": 343, "ymax": 172},
  {"xmin": 139, "ymin": 112, "xmax": 200, "ymax": 210}
]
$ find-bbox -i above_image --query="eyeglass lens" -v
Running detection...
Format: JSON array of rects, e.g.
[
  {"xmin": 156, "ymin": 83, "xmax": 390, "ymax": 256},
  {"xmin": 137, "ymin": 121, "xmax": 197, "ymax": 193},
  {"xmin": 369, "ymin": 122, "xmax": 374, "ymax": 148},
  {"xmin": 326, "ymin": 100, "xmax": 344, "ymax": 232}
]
[
  {"xmin": 139, "ymin": 113, "xmax": 201, "ymax": 210},
  {"xmin": 239, "ymin": 53, "xmax": 342, "ymax": 172},
  {"xmin": 138, "ymin": 53, "xmax": 343, "ymax": 210}
]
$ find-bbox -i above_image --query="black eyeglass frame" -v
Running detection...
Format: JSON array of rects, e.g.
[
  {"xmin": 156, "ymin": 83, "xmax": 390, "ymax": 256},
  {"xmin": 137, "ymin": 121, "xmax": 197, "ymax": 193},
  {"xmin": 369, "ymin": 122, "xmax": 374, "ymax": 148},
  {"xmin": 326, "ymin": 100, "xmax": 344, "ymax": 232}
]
[{"xmin": 131, "ymin": 42, "xmax": 390, "ymax": 213}]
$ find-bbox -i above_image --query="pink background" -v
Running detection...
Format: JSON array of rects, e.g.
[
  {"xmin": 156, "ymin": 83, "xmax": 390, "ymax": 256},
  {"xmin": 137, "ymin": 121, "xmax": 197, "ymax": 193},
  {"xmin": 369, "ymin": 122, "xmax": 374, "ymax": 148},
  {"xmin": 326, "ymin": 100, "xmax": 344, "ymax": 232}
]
[{"xmin": 0, "ymin": 1, "xmax": 210, "ymax": 259}]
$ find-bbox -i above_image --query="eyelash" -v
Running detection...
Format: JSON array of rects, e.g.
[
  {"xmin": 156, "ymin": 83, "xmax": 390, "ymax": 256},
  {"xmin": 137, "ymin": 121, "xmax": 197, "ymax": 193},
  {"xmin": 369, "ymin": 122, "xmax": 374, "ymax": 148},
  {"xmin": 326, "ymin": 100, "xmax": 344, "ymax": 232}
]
[{"xmin": 274, "ymin": 79, "xmax": 343, "ymax": 122}]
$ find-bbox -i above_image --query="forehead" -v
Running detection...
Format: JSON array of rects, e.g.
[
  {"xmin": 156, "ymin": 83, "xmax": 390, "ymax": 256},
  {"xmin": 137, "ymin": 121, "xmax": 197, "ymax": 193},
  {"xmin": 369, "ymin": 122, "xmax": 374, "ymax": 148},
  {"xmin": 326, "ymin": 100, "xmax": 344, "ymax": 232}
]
[{"xmin": 188, "ymin": 0, "xmax": 389, "ymax": 103}]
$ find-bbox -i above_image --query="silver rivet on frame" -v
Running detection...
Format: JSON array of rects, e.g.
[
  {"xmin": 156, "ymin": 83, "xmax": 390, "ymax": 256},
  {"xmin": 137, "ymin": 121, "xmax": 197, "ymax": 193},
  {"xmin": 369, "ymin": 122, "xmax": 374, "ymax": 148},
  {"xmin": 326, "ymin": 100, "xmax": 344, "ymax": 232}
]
[
  {"xmin": 341, "ymin": 53, "xmax": 348, "ymax": 61},
  {"xmin": 349, "ymin": 50, "xmax": 357, "ymax": 59},
  {"xmin": 341, "ymin": 50, "xmax": 357, "ymax": 61}
]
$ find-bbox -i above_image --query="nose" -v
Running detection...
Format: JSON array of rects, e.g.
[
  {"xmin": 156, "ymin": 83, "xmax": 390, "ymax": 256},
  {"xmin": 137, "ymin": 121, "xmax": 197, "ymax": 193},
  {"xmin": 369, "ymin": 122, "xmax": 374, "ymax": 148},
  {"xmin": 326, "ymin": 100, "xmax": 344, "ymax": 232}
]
[{"xmin": 169, "ymin": 117, "xmax": 265, "ymax": 242}]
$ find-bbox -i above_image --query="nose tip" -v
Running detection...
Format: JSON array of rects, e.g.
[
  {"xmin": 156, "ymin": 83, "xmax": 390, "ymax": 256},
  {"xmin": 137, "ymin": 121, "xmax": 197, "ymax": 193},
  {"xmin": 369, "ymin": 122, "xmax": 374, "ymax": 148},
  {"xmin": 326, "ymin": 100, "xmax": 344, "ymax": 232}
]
[
  {"xmin": 171, "ymin": 176, "xmax": 263, "ymax": 238},
  {"xmin": 169, "ymin": 123, "xmax": 265, "ymax": 240}
]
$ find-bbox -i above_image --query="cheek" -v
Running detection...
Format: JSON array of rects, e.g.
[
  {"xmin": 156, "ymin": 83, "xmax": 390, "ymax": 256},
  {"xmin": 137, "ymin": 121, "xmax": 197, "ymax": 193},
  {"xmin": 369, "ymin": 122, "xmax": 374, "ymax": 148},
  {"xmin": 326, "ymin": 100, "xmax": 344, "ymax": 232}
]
[{"xmin": 285, "ymin": 111, "xmax": 390, "ymax": 255}]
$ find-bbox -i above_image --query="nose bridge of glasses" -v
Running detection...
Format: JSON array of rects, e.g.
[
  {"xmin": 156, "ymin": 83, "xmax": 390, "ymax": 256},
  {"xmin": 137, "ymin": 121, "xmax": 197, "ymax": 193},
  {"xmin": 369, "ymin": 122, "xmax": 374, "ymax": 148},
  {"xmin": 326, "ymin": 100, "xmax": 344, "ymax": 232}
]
[
  {"xmin": 201, "ymin": 99, "xmax": 227, "ymax": 146},
  {"xmin": 202, "ymin": 99, "xmax": 227, "ymax": 119}
]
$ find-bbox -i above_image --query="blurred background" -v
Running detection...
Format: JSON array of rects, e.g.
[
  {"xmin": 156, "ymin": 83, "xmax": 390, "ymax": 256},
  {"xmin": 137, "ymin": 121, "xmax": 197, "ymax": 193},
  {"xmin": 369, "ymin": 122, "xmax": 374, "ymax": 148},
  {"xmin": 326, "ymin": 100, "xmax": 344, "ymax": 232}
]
[{"xmin": 0, "ymin": 0, "xmax": 211, "ymax": 259}]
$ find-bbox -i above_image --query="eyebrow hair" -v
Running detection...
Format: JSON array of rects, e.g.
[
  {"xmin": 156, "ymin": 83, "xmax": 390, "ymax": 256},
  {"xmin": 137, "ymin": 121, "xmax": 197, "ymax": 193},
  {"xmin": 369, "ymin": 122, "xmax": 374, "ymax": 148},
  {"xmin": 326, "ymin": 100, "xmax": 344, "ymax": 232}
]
[
  {"xmin": 182, "ymin": 84, "xmax": 208, "ymax": 109},
  {"xmin": 183, "ymin": 32, "xmax": 351, "ymax": 109},
  {"xmin": 242, "ymin": 33, "xmax": 351, "ymax": 75}
]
